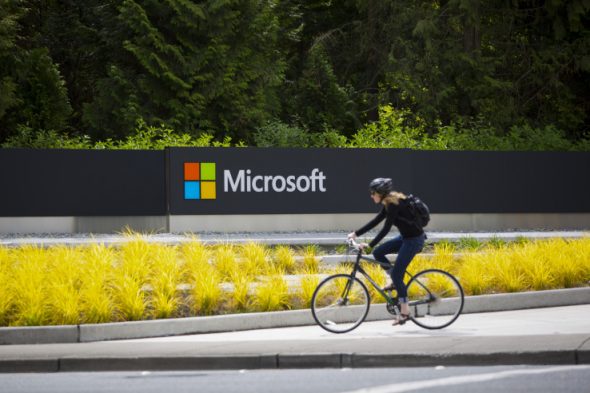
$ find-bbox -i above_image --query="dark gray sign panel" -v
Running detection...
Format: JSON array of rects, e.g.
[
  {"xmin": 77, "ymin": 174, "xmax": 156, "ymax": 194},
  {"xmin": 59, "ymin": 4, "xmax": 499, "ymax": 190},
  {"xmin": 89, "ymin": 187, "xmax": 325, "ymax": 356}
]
[
  {"xmin": 0, "ymin": 149, "xmax": 166, "ymax": 216},
  {"xmin": 168, "ymin": 147, "xmax": 412, "ymax": 214},
  {"xmin": 0, "ymin": 148, "xmax": 587, "ymax": 217},
  {"xmin": 168, "ymin": 148, "xmax": 590, "ymax": 215}
]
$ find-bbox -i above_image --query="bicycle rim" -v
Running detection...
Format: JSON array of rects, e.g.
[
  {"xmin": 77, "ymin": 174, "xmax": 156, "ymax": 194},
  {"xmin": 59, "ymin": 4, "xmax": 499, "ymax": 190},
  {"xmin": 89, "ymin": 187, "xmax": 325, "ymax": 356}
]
[
  {"xmin": 311, "ymin": 274, "xmax": 370, "ymax": 333},
  {"xmin": 407, "ymin": 269, "xmax": 464, "ymax": 329}
]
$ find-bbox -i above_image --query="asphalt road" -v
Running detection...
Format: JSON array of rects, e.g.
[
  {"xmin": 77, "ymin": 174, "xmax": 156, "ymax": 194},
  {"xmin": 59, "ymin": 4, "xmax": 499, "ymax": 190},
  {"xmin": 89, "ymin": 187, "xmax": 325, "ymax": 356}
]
[{"xmin": 1, "ymin": 365, "xmax": 589, "ymax": 393}]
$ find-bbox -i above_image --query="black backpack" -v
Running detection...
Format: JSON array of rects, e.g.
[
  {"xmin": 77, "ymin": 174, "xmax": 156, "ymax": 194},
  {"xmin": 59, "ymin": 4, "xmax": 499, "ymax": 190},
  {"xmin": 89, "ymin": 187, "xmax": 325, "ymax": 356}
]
[{"xmin": 400, "ymin": 194, "xmax": 430, "ymax": 229}]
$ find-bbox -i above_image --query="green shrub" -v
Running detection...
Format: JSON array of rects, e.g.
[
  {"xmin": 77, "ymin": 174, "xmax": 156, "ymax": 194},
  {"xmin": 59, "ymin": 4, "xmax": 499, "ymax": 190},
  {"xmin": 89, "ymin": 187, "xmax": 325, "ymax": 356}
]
[
  {"xmin": 345, "ymin": 105, "xmax": 590, "ymax": 151},
  {"xmin": 2, "ymin": 120, "xmax": 238, "ymax": 150}
]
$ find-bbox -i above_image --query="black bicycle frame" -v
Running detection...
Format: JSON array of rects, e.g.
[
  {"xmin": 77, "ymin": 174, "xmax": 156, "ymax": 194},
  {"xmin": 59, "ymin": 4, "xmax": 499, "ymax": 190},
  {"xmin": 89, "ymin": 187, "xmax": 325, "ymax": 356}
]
[
  {"xmin": 347, "ymin": 249, "xmax": 433, "ymax": 307},
  {"xmin": 347, "ymin": 251, "xmax": 397, "ymax": 306}
]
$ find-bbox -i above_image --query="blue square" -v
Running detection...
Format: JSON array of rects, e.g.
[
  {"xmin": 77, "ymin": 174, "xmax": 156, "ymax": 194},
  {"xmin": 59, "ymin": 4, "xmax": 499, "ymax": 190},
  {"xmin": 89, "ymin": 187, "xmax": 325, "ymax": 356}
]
[{"xmin": 185, "ymin": 181, "xmax": 200, "ymax": 200}]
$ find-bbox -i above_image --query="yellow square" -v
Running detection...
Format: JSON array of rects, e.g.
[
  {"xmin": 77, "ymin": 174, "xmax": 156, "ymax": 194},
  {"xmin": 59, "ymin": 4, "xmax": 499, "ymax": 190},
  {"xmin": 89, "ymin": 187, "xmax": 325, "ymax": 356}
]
[{"xmin": 201, "ymin": 181, "xmax": 216, "ymax": 199}]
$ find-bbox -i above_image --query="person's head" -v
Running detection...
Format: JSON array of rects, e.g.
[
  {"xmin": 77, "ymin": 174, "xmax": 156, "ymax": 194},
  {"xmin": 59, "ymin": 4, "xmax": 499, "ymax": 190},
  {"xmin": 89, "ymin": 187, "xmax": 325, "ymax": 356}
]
[
  {"xmin": 369, "ymin": 178, "xmax": 392, "ymax": 203},
  {"xmin": 368, "ymin": 178, "xmax": 406, "ymax": 205}
]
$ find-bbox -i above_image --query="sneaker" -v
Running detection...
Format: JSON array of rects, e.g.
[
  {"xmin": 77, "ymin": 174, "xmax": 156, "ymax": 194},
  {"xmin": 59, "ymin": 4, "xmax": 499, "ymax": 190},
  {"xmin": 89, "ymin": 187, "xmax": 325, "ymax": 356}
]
[{"xmin": 383, "ymin": 277, "xmax": 395, "ymax": 291}]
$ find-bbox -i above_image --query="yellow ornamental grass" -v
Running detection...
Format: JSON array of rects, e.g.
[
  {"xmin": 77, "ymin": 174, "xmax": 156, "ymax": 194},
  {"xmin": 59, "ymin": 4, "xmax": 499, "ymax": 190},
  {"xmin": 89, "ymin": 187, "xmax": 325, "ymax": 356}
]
[
  {"xmin": 1, "ymin": 236, "xmax": 588, "ymax": 326},
  {"xmin": 456, "ymin": 252, "xmax": 494, "ymax": 296},
  {"xmin": 149, "ymin": 245, "xmax": 182, "ymax": 319},
  {"xmin": 180, "ymin": 238, "xmax": 211, "ymax": 272},
  {"xmin": 408, "ymin": 254, "xmax": 431, "ymax": 275},
  {"xmin": 360, "ymin": 261, "xmax": 387, "ymax": 303},
  {"xmin": 574, "ymin": 238, "xmax": 590, "ymax": 281},
  {"xmin": 301, "ymin": 245, "xmax": 320, "ymax": 274},
  {"xmin": 519, "ymin": 244, "xmax": 557, "ymax": 291},
  {"xmin": 11, "ymin": 246, "xmax": 50, "ymax": 326},
  {"xmin": 191, "ymin": 263, "xmax": 222, "ymax": 315},
  {"xmin": 490, "ymin": 249, "xmax": 527, "ymax": 293},
  {"xmin": 118, "ymin": 237, "xmax": 156, "ymax": 280},
  {"xmin": 112, "ymin": 238, "xmax": 157, "ymax": 321},
  {"xmin": 297, "ymin": 274, "xmax": 319, "ymax": 308},
  {"xmin": 112, "ymin": 275, "xmax": 146, "ymax": 321},
  {"xmin": 431, "ymin": 242, "xmax": 459, "ymax": 273},
  {"xmin": 213, "ymin": 244, "xmax": 237, "ymax": 281},
  {"xmin": 0, "ymin": 247, "xmax": 14, "ymax": 325},
  {"xmin": 180, "ymin": 239, "xmax": 211, "ymax": 285},
  {"xmin": 254, "ymin": 275, "xmax": 290, "ymax": 312},
  {"xmin": 240, "ymin": 242, "xmax": 270, "ymax": 277},
  {"xmin": 229, "ymin": 271, "xmax": 252, "ymax": 311},
  {"xmin": 272, "ymin": 245, "xmax": 296, "ymax": 274},
  {"xmin": 79, "ymin": 244, "xmax": 116, "ymax": 324},
  {"xmin": 539, "ymin": 238, "xmax": 588, "ymax": 288},
  {"xmin": 510, "ymin": 241, "xmax": 555, "ymax": 291},
  {"xmin": 46, "ymin": 246, "xmax": 84, "ymax": 325}
]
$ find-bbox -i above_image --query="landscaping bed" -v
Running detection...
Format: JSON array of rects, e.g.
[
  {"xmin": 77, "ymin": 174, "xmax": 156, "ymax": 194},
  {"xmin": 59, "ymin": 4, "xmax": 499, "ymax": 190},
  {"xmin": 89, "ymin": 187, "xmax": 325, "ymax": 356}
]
[{"xmin": 0, "ymin": 235, "xmax": 588, "ymax": 327}]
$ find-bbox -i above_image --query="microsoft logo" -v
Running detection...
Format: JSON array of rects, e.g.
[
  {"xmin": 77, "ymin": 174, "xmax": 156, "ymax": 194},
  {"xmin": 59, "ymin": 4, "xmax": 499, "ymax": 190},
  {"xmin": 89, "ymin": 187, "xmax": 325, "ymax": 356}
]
[{"xmin": 184, "ymin": 162, "xmax": 216, "ymax": 200}]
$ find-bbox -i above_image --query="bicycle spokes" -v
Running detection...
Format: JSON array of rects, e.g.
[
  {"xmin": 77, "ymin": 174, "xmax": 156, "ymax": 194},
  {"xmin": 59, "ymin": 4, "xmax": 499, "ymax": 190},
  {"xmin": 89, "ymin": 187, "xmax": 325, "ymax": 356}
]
[
  {"xmin": 406, "ymin": 269, "xmax": 464, "ymax": 329},
  {"xmin": 311, "ymin": 274, "xmax": 371, "ymax": 333}
]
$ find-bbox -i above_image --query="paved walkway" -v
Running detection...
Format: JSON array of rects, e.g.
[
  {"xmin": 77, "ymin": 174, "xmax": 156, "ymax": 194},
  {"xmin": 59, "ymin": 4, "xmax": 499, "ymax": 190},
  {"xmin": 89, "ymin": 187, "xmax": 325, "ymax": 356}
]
[{"xmin": 1, "ymin": 305, "xmax": 589, "ymax": 372}]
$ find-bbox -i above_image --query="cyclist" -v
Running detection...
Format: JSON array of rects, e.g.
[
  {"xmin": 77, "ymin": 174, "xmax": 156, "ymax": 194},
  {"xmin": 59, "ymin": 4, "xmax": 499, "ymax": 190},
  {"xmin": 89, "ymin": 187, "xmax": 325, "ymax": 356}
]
[{"xmin": 348, "ymin": 178, "xmax": 426, "ymax": 326}]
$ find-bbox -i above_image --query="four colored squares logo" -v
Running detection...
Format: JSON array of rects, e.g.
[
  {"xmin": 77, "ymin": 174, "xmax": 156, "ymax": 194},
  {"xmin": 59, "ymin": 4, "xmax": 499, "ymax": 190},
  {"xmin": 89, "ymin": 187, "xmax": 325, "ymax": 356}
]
[{"xmin": 184, "ymin": 162, "xmax": 216, "ymax": 200}]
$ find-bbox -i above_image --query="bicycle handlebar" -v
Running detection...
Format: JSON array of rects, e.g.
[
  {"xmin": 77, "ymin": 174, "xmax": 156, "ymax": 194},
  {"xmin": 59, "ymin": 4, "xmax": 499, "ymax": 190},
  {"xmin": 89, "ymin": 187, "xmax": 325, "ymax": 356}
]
[{"xmin": 347, "ymin": 238, "xmax": 363, "ymax": 251}]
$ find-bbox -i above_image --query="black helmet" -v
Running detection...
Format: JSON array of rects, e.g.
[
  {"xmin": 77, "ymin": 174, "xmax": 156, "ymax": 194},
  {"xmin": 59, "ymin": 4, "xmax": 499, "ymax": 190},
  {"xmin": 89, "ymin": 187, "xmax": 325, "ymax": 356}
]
[{"xmin": 369, "ymin": 178, "xmax": 393, "ymax": 195}]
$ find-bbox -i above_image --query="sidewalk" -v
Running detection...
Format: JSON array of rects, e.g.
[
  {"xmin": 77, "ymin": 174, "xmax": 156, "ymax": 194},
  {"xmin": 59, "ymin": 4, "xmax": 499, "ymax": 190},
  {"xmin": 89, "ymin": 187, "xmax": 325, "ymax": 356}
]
[{"xmin": 1, "ymin": 303, "xmax": 589, "ymax": 372}]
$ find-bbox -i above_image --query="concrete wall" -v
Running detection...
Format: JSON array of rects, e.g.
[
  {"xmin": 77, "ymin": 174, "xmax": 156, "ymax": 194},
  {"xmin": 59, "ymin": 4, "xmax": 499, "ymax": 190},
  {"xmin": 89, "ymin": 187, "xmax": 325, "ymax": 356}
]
[{"xmin": 1, "ymin": 213, "xmax": 588, "ymax": 234}]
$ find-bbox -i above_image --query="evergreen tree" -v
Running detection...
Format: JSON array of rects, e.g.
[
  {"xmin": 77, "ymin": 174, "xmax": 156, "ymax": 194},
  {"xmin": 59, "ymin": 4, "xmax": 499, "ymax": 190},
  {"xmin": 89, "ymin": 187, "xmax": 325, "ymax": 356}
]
[
  {"xmin": 0, "ymin": 1, "xmax": 72, "ymax": 142},
  {"xmin": 380, "ymin": 0, "xmax": 590, "ymax": 136},
  {"xmin": 83, "ymin": 0, "xmax": 284, "ymax": 140},
  {"xmin": 275, "ymin": 0, "xmax": 361, "ymax": 134}
]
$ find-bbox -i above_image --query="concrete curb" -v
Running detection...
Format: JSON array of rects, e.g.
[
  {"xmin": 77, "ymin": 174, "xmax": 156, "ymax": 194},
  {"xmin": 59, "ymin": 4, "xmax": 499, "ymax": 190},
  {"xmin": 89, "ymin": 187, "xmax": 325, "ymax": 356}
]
[
  {"xmin": 1, "ymin": 350, "xmax": 588, "ymax": 373},
  {"xmin": 1, "ymin": 287, "xmax": 588, "ymax": 345}
]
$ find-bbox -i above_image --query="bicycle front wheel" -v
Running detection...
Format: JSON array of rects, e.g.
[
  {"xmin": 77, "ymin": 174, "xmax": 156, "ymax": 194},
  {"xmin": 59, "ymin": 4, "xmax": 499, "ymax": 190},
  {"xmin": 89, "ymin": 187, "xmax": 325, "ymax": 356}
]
[
  {"xmin": 407, "ymin": 269, "xmax": 464, "ymax": 329},
  {"xmin": 311, "ymin": 274, "xmax": 370, "ymax": 334}
]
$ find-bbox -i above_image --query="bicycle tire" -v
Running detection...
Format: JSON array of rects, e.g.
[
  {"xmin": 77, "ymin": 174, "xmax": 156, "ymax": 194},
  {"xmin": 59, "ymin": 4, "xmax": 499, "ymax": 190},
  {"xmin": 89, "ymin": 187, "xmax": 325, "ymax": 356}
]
[
  {"xmin": 311, "ymin": 274, "xmax": 370, "ymax": 334},
  {"xmin": 406, "ymin": 269, "xmax": 464, "ymax": 329}
]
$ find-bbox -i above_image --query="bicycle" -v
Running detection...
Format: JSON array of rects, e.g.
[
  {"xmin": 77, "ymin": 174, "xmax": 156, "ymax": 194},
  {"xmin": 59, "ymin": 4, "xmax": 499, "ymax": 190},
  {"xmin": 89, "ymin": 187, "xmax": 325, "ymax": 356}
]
[{"xmin": 311, "ymin": 239, "xmax": 464, "ymax": 333}]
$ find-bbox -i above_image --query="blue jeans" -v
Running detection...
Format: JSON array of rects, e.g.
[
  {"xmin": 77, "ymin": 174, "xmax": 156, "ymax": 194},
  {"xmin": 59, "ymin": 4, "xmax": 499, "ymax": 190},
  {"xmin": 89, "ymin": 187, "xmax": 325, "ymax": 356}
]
[{"xmin": 372, "ymin": 234, "xmax": 425, "ymax": 303}]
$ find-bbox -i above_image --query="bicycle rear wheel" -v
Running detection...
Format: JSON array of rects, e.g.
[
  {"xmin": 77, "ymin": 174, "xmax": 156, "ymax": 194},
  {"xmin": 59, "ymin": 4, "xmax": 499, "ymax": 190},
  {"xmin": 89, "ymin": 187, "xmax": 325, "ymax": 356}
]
[
  {"xmin": 311, "ymin": 274, "xmax": 370, "ymax": 333},
  {"xmin": 407, "ymin": 269, "xmax": 464, "ymax": 329}
]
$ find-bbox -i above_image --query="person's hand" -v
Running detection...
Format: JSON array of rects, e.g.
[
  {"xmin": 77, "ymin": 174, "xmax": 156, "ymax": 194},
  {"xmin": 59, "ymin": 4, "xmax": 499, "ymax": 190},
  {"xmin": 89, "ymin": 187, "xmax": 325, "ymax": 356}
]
[
  {"xmin": 347, "ymin": 232, "xmax": 357, "ymax": 240},
  {"xmin": 358, "ymin": 242, "xmax": 369, "ymax": 250}
]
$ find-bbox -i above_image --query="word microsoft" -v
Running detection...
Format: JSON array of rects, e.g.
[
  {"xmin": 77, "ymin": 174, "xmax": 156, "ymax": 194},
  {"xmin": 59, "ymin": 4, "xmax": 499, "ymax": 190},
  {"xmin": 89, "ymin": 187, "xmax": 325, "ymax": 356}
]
[{"xmin": 224, "ymin": 168, "xmax": 327, "ymax": 193}]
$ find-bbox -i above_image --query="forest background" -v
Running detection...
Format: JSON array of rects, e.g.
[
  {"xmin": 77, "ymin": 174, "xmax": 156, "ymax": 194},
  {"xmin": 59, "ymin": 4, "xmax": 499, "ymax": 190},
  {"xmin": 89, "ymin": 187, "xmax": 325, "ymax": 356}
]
[{"xmin": 1, "ymin": 0, "xmax": 589, "ymax": 151}]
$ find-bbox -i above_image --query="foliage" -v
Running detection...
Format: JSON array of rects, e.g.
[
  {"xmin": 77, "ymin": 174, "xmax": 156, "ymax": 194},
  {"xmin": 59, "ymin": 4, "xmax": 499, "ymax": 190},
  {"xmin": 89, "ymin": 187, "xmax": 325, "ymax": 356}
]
[
  {"xmin": 240, "ymin": 242, "xmax": 270, "ymax": 278},
  {"xmin": 0, "ymin": 3, "xmax": 72, "ymax": 142},
  {"xmin": 347, "ymin": 105, "xmax": 590, "ymax": 151},
  {"xmin": 0, "ymin": 0, "xmax": 589, "ymax": 149},
  {"xmin": 301, "ymin": 245, "xmax": 320, "ymax": 274},
  {"xmin": 83, "ymin": 0, "xmax": 284, "ymax": 140},
  {"xmin": 272, "ymin": 245, "xmax": 296, "ymax": 274},
  {"xmin": 254, "ymin": 121, "xmax": 347, "ymax": 148},
  {"xmin": 348, "ymin": 106, "xmax": 426, "ymax": 149},
  {"xmin": 1, "ymin": 120, "xmax": 237, "ymax": 149},
  {"xmin": 253, "ymin": 275, "xmax": 290, "ymax": 312},
  {"xmin": 0, "ymin": 237, "xmax": 589, "ymax": 326}
]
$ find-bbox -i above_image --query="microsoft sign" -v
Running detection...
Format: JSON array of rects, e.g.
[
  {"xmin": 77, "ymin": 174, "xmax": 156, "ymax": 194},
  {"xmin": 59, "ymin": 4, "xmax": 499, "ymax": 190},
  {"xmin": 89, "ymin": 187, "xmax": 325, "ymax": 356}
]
[
  {"xmin": 224, "ymin": 168, "xmax": 327, "ymax": 193},
  {"xmin": 169, "ymin": 147, "xmax": 409, "ymax": 215}
]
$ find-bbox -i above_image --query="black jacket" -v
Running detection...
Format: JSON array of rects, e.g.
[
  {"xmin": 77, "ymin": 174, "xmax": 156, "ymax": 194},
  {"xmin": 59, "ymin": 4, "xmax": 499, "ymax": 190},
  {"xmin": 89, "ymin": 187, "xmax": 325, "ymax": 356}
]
[{"xmin": 354, "ymin": 202, "xmax": 424, "ymax": 247}]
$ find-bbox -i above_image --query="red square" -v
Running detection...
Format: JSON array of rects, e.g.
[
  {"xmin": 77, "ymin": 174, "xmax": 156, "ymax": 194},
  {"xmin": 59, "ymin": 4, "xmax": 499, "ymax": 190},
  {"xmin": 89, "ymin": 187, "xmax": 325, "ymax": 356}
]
[{"xmin": 184, "ymin": 163, "xmax": 200, "ymax": 180}]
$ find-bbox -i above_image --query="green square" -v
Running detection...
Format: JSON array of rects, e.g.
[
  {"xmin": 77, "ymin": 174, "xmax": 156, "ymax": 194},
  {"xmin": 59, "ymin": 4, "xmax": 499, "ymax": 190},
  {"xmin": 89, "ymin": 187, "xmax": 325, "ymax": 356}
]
[{"xmin": 201, "ymin": 162, "xmax": 216, "ymax": 180}]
